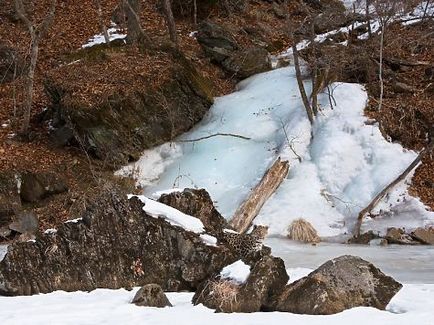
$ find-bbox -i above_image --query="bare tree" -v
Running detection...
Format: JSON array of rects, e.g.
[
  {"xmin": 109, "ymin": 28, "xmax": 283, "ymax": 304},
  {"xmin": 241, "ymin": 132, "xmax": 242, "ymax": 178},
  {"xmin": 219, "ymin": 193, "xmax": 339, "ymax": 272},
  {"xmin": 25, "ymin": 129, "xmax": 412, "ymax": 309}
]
[
  {"xmin": 162, "ymin": 0, "xmax": 178, "ymax": 45},
  {"xmin": 94, "ymin": 0, "xmax": 110, "ymax": 44},
  {"xmin": 122, "ymin": 0, "xmax": 151, "ymax": 45},
  {"xmin": 14, "ymin": 0, "xmax": 57, "ymax": 136}
]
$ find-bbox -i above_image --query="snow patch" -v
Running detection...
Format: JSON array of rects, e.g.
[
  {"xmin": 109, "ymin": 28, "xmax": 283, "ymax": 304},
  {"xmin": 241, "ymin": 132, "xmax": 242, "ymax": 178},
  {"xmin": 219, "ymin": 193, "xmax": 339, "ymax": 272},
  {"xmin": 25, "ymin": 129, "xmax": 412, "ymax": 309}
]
[
  {"xmin": 65, "ymin": 218, "xmax": 82, "ymax": 224},
  {"xmin": 82, "ymin": 22, "xmax": 126, "ymax": 48},
  {"xmin": 200, "ymin": 234, "xmax": 218, "ymax": 247},
  {"xmin": 151, "ymin": 188, "xmax": 183, "ymax": 200},
  {"xmin": 44, "ymin": 229, "xmax": 57, "ymax": 235},
  {"xmin": 131, "ymin": 195, "xmax": 205, "ymax": 234},
  {"xmin": 220, "ymin": 260, "xmax": 251, "ymax": 284}
]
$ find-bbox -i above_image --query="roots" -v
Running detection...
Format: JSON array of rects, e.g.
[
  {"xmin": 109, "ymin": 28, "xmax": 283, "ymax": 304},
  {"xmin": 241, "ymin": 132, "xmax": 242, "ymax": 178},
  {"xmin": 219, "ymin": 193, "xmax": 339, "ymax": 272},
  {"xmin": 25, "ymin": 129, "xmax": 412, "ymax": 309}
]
[
  {"xmin": 209, "ymin": 279, "xmax": 240, "ymax": 311},
  {"xmin": 288, "ymin": 218, "xmax": 320, "ymax": 244}
]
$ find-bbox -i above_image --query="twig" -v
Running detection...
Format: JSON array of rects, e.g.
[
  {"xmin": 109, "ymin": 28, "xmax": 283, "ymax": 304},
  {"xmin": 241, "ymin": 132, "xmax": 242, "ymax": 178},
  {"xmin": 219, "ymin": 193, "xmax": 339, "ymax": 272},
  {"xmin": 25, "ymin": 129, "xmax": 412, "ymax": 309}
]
[{"xmin": 178, "ymin": 133, "xmax": 251, "ymax": 143}]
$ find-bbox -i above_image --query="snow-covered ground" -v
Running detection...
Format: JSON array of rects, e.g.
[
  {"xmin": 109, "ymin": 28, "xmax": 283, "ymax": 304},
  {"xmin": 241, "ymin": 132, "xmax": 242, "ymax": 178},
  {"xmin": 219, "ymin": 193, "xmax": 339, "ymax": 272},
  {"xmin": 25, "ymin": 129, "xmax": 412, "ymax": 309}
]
[
  {"xmin": 118, "ymin": 66, "xmax": 434, "ymax": 239},
  {"xmin": 82, "ymin": 22, "xmax": 126, "ymax": 48},
  {"xmin": 1, "ymin": 276, "xmax": 433, "ymax": 325}
]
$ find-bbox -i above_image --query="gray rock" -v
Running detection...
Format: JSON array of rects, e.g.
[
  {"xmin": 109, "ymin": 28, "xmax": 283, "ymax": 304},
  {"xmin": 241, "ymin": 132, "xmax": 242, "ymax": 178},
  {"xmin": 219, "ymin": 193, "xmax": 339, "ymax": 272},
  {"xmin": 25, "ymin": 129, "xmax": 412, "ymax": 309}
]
[
  {"xmin": 158, "ymin": 188, "xmax": 228, "ymax": 236},
  {"xmin": 197, "ymin": 20, "xmax": 239, "ymax": 63},
  {"xmin": 193, "ymin": 255, "xmax": 288, "ymax": 313},
  {"xmin": 132, "ymin": 284, "xmax": 172, "ymax": 307},
  {"xmin": 273, "ymin": 255, "xmax": 402, "ymax": 315},
  {"xmin": 8, "ymin": 210, "xmax": 39, "ymax": 235},
  {"xmin": 221, "ymin": 48, "xmax": 270, "ymax": 79}
]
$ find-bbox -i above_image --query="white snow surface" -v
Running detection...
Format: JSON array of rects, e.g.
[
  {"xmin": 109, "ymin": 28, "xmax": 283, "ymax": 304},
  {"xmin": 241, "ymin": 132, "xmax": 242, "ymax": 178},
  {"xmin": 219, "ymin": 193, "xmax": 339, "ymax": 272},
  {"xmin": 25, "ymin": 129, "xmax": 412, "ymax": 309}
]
[
  {"xmin": 132, "ymin": 195, "xmax": 205, "ymax": 233},
  {"xmin": 220, "ymin": 260, "xmax": 251, "ymax": 284},
  {"xmin": 120, "ymin": 66, "xmax": 434, "ymax": 239},
  {"xmin": 1, "ymin": 282, "xmax": 434, "ymax": 325},
  {"xmin": 82, "ymin": 22, "xmax": 126, "ymax": 48}
]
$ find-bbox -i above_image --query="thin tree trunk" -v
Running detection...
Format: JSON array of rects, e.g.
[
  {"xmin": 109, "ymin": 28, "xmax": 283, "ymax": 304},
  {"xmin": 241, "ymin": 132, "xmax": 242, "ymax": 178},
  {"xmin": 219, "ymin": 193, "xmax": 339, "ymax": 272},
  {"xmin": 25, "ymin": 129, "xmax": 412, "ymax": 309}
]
[
  {"xmin": 293, "ymin": 43, "xmax": 314, "ymax": 125},
  {"xmin": 123, "ymin": 0, "xmax": 151, "ymax": 45},
  {"xmin": 193, "ymin": 0, "xmax": 197, "ymax": 25},
  {"xmin": 378, "ymin": 24, "xmax": 384, "ymax": 112},
  {"xmin": 162, "ymin": 0, "xmax": 178, "ymax": 45},
  {"xmin": 230, "ymin": 158, "xmax": 290, "ymax": 233},
  {"xmin": 95, "ymin": 0, "xmax": 110, "ymax": 43},
  {"xmin": 366, "ymin": 0, "xmax": 372, "ymax": 38},
  {"xmin": 21, "ymin": 39, "xmax": 38, "ymax": 135}
]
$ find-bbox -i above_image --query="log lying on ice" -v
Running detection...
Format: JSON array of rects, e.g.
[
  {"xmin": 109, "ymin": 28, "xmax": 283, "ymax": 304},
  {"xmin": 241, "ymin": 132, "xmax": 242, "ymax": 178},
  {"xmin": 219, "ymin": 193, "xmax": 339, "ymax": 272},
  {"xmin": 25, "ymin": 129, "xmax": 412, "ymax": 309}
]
[{"xmin": 229, "ymin": 158, "xmax": 290, "ymax": 233}]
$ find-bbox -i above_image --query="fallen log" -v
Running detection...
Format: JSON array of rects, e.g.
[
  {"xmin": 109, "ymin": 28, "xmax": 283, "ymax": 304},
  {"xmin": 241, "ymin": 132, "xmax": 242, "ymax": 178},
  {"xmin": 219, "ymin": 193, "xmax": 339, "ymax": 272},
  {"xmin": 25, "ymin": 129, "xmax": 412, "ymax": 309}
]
[{"xmin": 230, "ymin": 158, "xmax": 290, "ymax": 233}]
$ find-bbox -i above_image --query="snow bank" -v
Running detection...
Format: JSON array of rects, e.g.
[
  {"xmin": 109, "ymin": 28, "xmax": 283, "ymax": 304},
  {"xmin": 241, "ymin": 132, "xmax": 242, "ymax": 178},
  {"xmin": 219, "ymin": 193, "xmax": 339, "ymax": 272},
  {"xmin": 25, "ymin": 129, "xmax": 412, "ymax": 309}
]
[
  {"xmin": 1, "ymin": 284, "xmax": 434, "ymax": 324},
  {"xmin": 131, "ymin": 195, "xmax": 205, "ymax": 234},
  {"xmin": 220, "ymin": 260, "xmax": 251, "ymax": 284}
]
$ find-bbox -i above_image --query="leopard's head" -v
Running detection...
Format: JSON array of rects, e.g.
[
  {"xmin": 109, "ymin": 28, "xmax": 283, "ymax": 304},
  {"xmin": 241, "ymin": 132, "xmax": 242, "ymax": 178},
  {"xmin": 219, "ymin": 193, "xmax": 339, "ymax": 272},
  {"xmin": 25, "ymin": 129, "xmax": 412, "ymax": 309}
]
[{"xmin": 251, "ymin": 224, "xmax": 269, "ymax": 239}]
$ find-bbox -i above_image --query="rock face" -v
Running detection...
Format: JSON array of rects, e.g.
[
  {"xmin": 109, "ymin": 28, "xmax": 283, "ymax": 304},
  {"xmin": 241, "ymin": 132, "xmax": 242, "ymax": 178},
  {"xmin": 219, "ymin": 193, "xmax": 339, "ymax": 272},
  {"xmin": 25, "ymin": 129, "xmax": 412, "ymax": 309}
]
[
  {"xmin": 197, "ymin": 20, "xmax": 239, "ymax": 63},
  {"xmin": 274, "ymin": 255, "xmax": 402, "ymax": 315},
  {"xmin": 193, "ymin": 255, "xmax": 288, "ymax": 313},
  {"xmin": 221, "ymin": 48, "xmax": 270, "ymax": 79},
  {"xmin": 0, "ymin": 172, "xmax": 20, "ymax": 228},
  {"xmin": 131, "ymin": 284, "xmax": 172, "ymax": 308},
  {"xmin": 197, "ymin": 21, "xmax": 271, "ymax": 79},
  {"xmin": 158, "ymin": 188, "xmax": 228, "ymax": 235},
  {"xmin": 45, "ymin": 47, "xmax": 214, "ymax": 169},
  {"xmin": 386, "ymin": 227, "xmax": 420, "ymax": 245},
  {"xmin": 0, "ymin": 189, "xmax": 236, "ymax": 296}
]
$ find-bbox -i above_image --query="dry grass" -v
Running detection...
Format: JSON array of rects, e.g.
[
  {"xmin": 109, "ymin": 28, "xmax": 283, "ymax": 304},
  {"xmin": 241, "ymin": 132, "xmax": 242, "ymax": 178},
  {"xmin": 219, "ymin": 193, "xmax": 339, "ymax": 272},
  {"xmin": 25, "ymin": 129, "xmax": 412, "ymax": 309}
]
[
  {"xmin": 210, "ymin": 279, "xmax": 240, "ymax": 311},
  {"xmin": 288, "ymin": 218, "xmax": 320, "ymax": 244}
]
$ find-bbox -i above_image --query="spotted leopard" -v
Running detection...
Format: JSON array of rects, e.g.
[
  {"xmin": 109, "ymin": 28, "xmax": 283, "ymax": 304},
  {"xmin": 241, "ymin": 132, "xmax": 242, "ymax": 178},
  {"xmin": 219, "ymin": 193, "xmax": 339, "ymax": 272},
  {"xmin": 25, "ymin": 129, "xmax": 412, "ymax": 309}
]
[{"xmin": 219, "ymin": 225, "xmax": 269, "ymax": 257}]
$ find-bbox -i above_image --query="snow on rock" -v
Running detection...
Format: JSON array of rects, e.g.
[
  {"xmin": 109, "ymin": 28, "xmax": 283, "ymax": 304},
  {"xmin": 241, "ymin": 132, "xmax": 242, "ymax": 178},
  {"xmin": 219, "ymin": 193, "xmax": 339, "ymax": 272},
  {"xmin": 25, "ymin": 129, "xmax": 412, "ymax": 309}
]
[
  {"xmin": 82, "ymin": 22, "xmax": 126, "ymax": 48},
  {"xmin": 0, "ymin": 245, "xmax": 7, "ymax": 261},
  {"xmin": 220, "ymin": 260, "xmax": 251, "ymax": 284},
  {"xmin": 200, "ymin": 234, "xmax": 218, "ymax": 247},
  {"xmin": 151, "ymin": 188, "xmax": 183, "ymax": 200},
  {"xmin": 286, "ymin": 267, "xmax": 312, "ymax": 284},
  {"xmin": 44, "ymin": 228, "xmax": 57, "ymax": 235},
  {"xmin": 65, "ymin": 218, "xmax": 82, "ymax": 224},
  {"xmin": 131, "ymin": 195, "xmax": 205, "ymax": 234}
]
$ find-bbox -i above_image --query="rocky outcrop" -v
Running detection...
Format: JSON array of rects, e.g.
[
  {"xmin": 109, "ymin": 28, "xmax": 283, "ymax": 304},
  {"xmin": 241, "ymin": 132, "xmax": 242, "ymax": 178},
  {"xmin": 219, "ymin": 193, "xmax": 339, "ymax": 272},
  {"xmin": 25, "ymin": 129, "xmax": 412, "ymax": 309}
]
[
  {"xmin": 158, "ymin": 188, "xmax": 228, "ymax": 236},
  {"xmin": 197, "ymin": 21, "xmax": 271, "ymax": 79},
  {"xmin": 193, "ymin": 255, "xmax": 288, "ymax": 313},
  {"xmin": 131, "ymin": 284, "xmax": 172, "ymax": 308},
  {"xmin": 0, "ymin": 172, "xmax": 20, "ymax": 228},
  {"xmin": 0, "ymin": 189, "xmax": 236, "ymax": 296},
  {"xmin": 385, "ymin": 227, "xmax": 420, "ymax": 245},
  {"xmin": 221, "ymin": 48, "xmax": 270, "ymax": 79},
  {"xmin": 45, "ymin": 46, "xmax": 214, "ymax": 169},
  {"xmin": 273, "ymin": 255, "xmax": 402, "ymax": 315}
]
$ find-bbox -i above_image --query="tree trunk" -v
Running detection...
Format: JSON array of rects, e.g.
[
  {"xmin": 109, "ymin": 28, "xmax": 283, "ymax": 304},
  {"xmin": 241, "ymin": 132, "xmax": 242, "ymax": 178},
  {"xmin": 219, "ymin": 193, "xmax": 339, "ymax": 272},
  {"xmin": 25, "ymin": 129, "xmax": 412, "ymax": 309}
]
[
  {"xmin": 162, "ymin": 0, "xmax": 178, "ymax": 45},
  {"xmin": 293, "ymin": 43, "xmax": 314, "ymax": 125},
  {"xmin": 123, "ymin": 0, "xmax": 151, "ymax": 45},
  {"xmin": 378, "ymin": 24, "xmax": 384, "ymax": 111},
  {"xmin": 229, "ymin": 158, "xmax": 290, "ymax": 233},
  {"xmin": 95, "ymin": 0, "xmax": 110, "ymax": 43},
  {"xmin": 20, "ymin": 38, "xmax": 38, "ymax": 135}
]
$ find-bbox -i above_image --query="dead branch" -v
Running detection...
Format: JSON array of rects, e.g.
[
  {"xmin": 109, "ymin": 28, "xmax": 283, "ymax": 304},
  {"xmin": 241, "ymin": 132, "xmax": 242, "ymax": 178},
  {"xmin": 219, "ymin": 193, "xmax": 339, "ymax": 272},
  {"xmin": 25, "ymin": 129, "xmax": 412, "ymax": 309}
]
[
  {"xmin": 353, "ymin": 141, "xmax": 434, "ymax": 237},
  {"xmin": 178, "ymin": 133, "xmax": 251, "ymax": 142}
]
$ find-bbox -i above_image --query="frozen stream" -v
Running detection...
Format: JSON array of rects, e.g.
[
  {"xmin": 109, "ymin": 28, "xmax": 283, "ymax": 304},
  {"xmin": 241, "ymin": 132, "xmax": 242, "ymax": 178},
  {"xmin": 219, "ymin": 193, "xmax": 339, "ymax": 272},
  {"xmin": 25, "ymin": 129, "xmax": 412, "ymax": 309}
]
[{"xmin": 267, "ymin": 238, "xmax": 434, "ymax": 283}]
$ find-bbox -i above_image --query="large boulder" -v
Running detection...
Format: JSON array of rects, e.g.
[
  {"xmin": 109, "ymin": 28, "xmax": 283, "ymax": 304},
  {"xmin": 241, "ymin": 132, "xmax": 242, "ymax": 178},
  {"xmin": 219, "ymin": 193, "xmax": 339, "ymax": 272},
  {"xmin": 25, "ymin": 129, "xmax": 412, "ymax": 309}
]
[
  {"xmin": 158, "ymin": 188, "xmax": 228, "ymax": 236},
  {"xmin": 193, "ymin": 255, "xmax": 288, "ymax": 313},
  {"xmin": 197, "ymin": 20, "xmax": 239, "ymax": 63},
  {"xmin": 221, "ymin": 48, "xmax": 270, "ymax": 79},
  {"xmin": 0, "ymin": 188, "xmax": 236, "ymax": 296},
  {"xmin": 411, "ymin": 227, "xmax": 434, "ymax": 245},
  {"xmin": 131, "ymin": 284, "xmax": 172, "ymax": 308},
  {"xmin": 273, "ymin": 255, "xmax": 402, "ymax": 315},
  {"xmin": 45, "ymin": 45, "xmax": 214, "ymax": 169}
]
